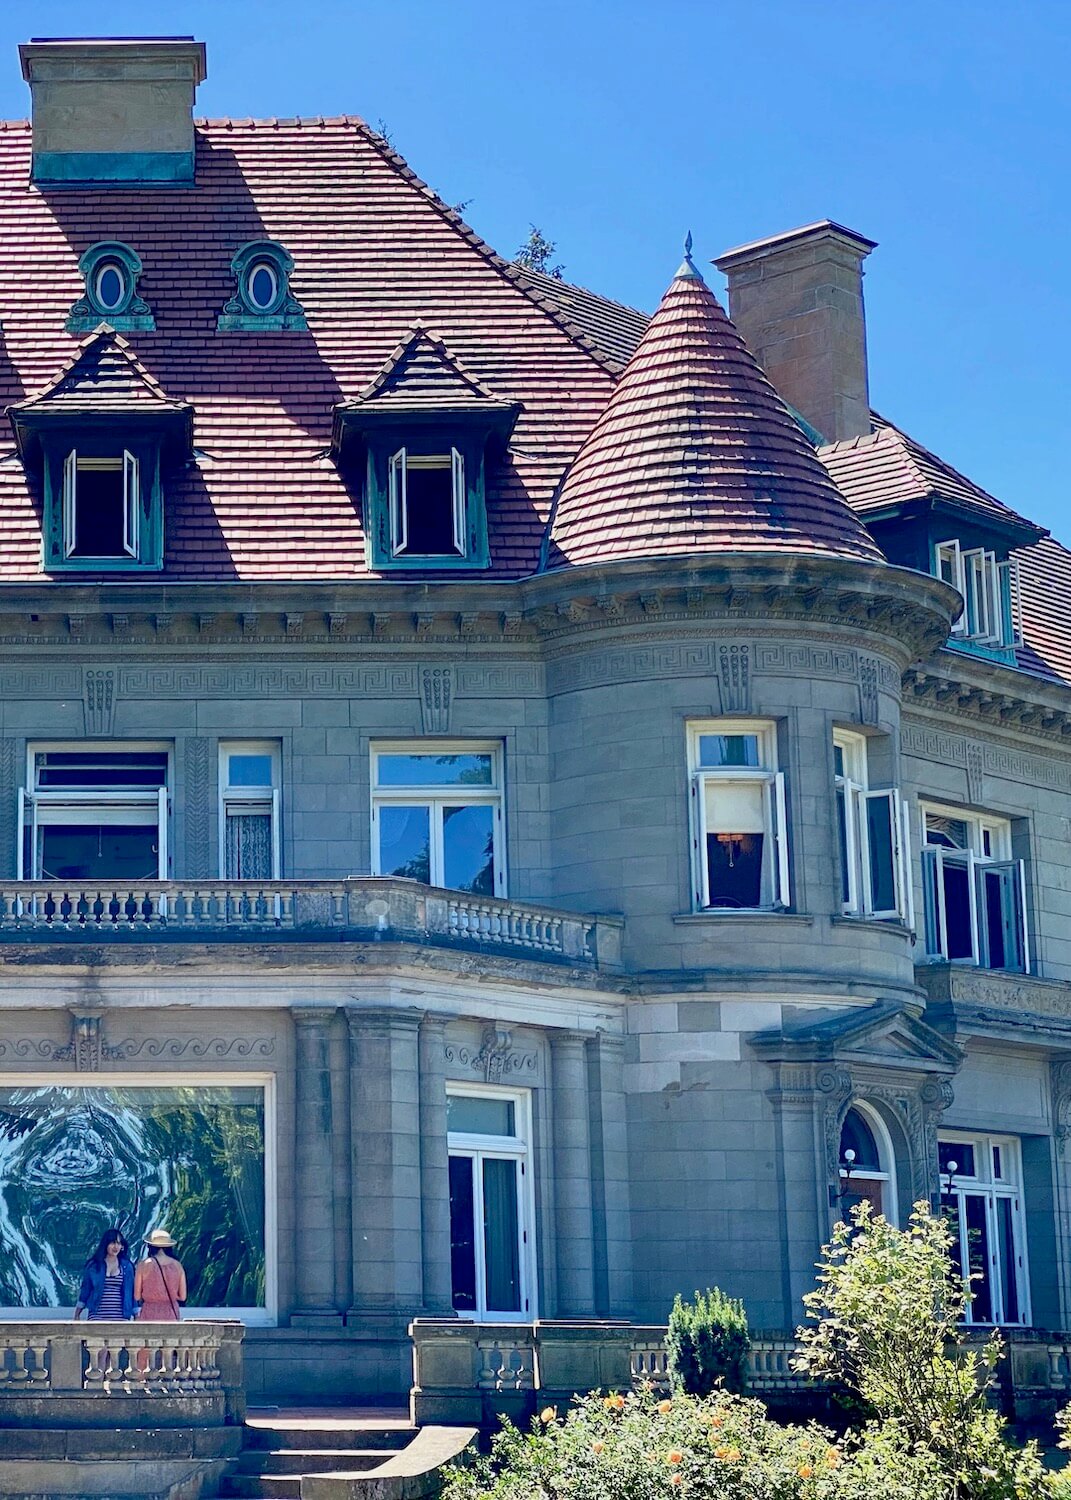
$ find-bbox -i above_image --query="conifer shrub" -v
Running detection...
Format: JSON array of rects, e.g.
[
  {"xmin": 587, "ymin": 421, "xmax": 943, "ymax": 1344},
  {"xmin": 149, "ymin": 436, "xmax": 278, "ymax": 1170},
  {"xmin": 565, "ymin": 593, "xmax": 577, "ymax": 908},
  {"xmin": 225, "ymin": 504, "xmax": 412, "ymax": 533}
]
[{"xmin": 665, "ymin": 1286, "xmax": 749, "ymax": 1396}]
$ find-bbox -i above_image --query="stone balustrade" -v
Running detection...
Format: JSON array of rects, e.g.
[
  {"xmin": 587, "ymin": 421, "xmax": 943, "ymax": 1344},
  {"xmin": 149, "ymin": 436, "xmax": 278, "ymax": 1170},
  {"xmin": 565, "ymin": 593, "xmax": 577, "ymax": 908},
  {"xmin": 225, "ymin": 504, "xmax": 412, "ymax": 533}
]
[
  {"xmin": 0, "ymin": 877, "xmax": 623, "ymax": 968},
  {"xmin": 0, "ymin": 1320, "xmax": 244, "ymax": 1429}
]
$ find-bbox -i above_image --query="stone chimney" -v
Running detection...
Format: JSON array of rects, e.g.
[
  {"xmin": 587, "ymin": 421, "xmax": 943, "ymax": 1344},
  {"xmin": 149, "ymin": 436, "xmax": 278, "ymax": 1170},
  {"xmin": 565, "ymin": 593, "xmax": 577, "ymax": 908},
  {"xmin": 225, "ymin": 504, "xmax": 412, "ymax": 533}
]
[
  {"xmin": 714, "ymin": 221, "xmax": 876, "ymax": 445},
  {"xmin": 19, "ymin": 36, "xmax": 206, "ymax": 186}
]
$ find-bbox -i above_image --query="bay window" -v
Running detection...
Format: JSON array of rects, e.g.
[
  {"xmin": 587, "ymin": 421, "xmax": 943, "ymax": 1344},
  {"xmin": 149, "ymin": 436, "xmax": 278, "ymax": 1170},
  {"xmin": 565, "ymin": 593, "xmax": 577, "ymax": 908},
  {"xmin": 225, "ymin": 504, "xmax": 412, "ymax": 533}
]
[
  {"xmin": 688, "ymin": 720, "xmax": 789, "ymax": 911},
  {"xmin": 939, "ymin": 1133, "xmax": 1029, "ymax": 1326},
  {"xmin": 833, "ymin": 729, "xmax": 912, "ymax": 921},
  {"xmin": 371, "ymin": 742, "xmax": 504, "ymax": 896},
  {"xmin": 447, "ymin": 1084, "xmax": 533, "ymax": 1320},
  {"xmin": 18, "ymin": 746, "xmax": 169, "ymax": 881},
  {"xmin": 219, "ymin": 742, "xmax": 281, "ymax": 880},
  {"xmin": 921, "ymin": 804, "xmax": 1028, "ymax": 971}
]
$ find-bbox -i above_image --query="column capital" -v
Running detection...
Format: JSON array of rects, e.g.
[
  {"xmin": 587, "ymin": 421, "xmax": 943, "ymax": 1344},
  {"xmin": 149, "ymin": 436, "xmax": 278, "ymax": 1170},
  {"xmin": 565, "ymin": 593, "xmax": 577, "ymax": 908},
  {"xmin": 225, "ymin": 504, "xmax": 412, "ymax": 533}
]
[
  {"xmin": 345, "ymin": 1004, "xmax": 424, "ymax": 1038},
  {"xmin": 290, "ymin": 1004, "xmax": 339, "ymax": 1030},
  {"xmin": 419, "ymin": 1012, "xmax": 451, "ymax": 1037},
  {"xmin": 549, "ymin": 1029, "xmax": 590, "ymax": 1055}
]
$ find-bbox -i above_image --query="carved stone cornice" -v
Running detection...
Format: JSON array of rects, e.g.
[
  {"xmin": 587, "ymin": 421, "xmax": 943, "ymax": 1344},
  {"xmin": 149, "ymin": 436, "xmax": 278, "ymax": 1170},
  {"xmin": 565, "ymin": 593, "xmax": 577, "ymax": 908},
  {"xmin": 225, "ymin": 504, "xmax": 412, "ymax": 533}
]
[{"xmin": 904, "ymin": 649, "xmax": 1071, "ymax": 744}]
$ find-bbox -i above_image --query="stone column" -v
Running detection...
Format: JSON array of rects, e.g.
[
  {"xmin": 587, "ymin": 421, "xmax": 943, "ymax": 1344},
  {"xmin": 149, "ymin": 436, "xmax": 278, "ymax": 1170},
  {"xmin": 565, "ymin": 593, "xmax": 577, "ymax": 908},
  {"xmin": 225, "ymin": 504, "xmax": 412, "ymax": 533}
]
[
  {"xmin": 550, "ymin": 1030, "xmax": 596, "ymax": 1316},
  {"xmin": 419, "ymin": 1014, "xmax": 455, "ymax": 1314},
  {"xmin": 587, "ymin": 1031, "xmax": 632, "ymax": 1316},
  {"xmin": 766, "ymin": 1062, "xmax": 839, "ymax": 1326},
  {"xmin": 347, "ymin": 1006, "xmax": 424, "ymax": 1318},
  {"xmin": 291, "ymin": 1005, "xmax": 340, "ymax": 1325}
]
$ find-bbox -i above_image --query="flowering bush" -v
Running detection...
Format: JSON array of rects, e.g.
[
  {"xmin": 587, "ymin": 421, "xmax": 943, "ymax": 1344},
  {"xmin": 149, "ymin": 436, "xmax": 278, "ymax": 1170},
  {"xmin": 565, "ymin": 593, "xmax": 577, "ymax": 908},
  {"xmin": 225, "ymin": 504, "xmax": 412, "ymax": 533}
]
[{"xmin": 442, "ymin": 1386, "xmax": 949, "ymax": 1500}]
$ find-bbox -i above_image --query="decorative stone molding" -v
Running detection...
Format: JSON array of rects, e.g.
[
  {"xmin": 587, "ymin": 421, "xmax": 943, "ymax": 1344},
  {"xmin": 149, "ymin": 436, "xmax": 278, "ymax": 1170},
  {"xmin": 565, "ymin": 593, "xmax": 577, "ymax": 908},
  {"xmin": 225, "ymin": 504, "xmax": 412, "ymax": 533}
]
[
  {"xmin": 1052, "ymin": 1060, "xmax": 1071, "ymax": 1157},
  {"xmin": 113, "ymin": 1035, "xmax": 276, "ymax": 1060},
  {"xmin": 0, "ymin": 1011, "xmax": 127, "ymax": 1071},
  {"xmin": 717, "ymin": 644, "xmax": 751, "ymax": 714},
  {"xmin": 420, "ymin": 666, "xmax": 454, "ymax": 733},
  {"xmin": 118, "ymin": 663, "xmax": 419, "ymax": 699},
  {"xmin": 964, "ymin": 740, "xmax": 986, "ymax": 804},
  {"xmin": 83, "ymin": 669, "xmax": 116, "ymax": 736},
  {"xmin": 817, "ymin": 1067, "xmax": 854, "ymax": 1179},
  {"xmin": 183, "ymin": 736, "xmax": 211, "ymax": 878},
  {"xmin": 445, "ymin": 1026, "xmax": 537, "ymax": 1084},
  {"xmin": 858, "ymin": 655, "xmax": 879, "ymax": 725}
]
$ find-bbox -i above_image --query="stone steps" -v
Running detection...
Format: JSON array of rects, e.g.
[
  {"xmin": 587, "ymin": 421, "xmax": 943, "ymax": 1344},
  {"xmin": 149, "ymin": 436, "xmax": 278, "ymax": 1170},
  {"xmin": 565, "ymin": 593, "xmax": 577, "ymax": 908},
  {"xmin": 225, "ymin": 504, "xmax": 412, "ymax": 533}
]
[
  {"xmin": 236, "ymin": 1448, "xmax": 394, "ymax": 1474},
  {"xmin": 225, "ymin": 1418, "xmax": 415, "ymax": 1500}
]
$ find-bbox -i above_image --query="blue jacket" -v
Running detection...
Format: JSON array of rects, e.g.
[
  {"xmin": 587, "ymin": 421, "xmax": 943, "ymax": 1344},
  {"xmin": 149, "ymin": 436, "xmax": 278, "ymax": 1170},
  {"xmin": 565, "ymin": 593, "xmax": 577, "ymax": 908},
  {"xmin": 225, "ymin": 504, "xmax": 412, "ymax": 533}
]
[{"xmin": 77, "ymin": 1256, "xmax": 136, "ymax": 1319}]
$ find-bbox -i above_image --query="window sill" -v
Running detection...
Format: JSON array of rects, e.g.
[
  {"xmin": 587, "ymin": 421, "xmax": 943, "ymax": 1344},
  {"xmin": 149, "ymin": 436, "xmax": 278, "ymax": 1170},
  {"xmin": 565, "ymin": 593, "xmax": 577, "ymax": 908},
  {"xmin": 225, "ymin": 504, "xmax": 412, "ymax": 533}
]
[
  {"xmin": 673, "ymin": 910, "xmax": 814, "ymax": 926},
  {"xmin": 831, "ymin": 914, "xmax": 914, "ymax": 938}
]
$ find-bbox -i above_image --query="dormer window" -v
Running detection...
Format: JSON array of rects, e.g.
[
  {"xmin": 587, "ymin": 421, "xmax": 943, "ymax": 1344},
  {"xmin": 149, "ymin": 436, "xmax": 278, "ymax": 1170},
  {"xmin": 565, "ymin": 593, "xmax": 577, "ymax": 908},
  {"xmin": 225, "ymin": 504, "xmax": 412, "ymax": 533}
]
[
  {"xmin": 66, "ymin": 242, "xmax": 154, "ymax": 333},
  {"xmin": 389, "ymin": 448, "xmax": 465, "ymax": 557},
  {"xmin": 217, "ymin": 241, "xmax": 307, "ymax": 331},
  {"xmin": 934, "ymin": 540, "xmax": 1020, "ymax": 649},
  {"xmin": 63, "ymin": 450, "xmax": 140, "ymax": 559}
]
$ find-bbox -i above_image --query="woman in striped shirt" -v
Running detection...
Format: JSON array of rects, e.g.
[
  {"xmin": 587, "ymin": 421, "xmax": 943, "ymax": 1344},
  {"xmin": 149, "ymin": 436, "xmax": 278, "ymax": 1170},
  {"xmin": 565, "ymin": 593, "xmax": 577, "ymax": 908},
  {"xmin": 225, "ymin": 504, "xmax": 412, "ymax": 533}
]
[{"xmin": 73, "ymin": 1228, "xmax": 136, "ymax": 1321}]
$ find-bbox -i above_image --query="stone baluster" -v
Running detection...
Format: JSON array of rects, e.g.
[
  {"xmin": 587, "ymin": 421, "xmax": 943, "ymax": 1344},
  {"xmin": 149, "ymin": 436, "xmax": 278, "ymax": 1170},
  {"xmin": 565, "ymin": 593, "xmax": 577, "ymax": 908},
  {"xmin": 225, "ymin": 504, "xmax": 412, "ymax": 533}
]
[
  {"xmin": 347, "ymin": 1006, "xmax": 424, "ymax": 1316},
  {"xmin": 549, "ymin": 1030, "xmax": 596, "ymax": 1316},
  {"xmin": 419, "ymin": 1013, "xmax": 455, "ymax": 1314},
  {"xmin": 291, "ymin": 1005, "xmax": 340, "ymax": 1324}
]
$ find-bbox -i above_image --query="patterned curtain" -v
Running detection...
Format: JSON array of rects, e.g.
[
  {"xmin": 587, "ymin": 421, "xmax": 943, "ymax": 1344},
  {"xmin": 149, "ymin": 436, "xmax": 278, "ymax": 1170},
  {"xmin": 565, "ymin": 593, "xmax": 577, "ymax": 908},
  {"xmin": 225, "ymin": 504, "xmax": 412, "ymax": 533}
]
[{"xmin": 225, "ymin": 810, "xmax": 273, "ymax": 880}]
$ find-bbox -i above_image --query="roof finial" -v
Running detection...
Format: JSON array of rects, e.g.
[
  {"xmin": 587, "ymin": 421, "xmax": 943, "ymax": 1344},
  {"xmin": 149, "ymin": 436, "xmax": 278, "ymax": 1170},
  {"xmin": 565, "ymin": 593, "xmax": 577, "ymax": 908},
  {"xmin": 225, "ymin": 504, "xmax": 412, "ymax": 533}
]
[{"xmin": 675, "ymin": 230, "xmax": 703, "ymax": 281}]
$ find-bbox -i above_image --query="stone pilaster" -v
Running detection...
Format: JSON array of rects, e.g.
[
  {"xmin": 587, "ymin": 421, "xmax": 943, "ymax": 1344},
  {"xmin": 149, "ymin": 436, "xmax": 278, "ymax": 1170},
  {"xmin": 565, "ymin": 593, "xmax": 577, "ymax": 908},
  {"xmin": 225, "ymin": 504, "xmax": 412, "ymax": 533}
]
[
  {"xmin": 766, "ymin": 1061, "xmax": 834, "ymax": 1326},
  {"xmin": 587, "ymin": 1030, "xmax": 632, "ymax": 1316},
  {"xmin": 346, "ymin": 1005, "xmax": 424, "ymax": 1317},
  {"xmin": 291, "ymin": 1005, "xmax": 341, "ymax": 1325},
  {"xmin": 550, "ymin": 1030, "xmax": 596, "ymax": 1316},
  {"xmin": 419, "ymin": 1013, "xmax": 455, "ymax": 1314}
]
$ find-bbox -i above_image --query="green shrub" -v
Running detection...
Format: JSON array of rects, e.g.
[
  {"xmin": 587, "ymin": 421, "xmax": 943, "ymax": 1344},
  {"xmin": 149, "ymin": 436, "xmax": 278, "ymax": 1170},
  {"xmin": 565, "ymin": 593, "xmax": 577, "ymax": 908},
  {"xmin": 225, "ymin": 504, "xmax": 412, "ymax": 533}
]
[{"xmin": 665, "ymin": 1286, "xmax": 749, "ymax": 1396}]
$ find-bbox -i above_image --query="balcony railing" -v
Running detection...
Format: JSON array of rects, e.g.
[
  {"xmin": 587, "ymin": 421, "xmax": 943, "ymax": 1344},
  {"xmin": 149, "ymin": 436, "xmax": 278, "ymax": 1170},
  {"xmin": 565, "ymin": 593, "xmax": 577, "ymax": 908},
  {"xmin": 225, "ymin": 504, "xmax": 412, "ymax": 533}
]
[{"xmin": 0, "ymin": 878, "xmax": 623, "ymax": 968}]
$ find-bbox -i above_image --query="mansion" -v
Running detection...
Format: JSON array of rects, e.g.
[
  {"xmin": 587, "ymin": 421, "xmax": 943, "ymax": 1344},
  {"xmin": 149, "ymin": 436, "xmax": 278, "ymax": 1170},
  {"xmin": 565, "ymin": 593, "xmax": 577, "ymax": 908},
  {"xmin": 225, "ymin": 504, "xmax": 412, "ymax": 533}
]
[{"xmin": 0, "ymin": 33, "xmax": 1068, "ymax": 1406}]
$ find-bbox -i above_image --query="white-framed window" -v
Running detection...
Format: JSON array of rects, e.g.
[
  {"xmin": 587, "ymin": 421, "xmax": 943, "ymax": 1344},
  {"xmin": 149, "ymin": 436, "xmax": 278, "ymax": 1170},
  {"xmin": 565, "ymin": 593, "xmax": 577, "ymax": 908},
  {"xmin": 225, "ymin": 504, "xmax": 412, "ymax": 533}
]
[
  {"xmin": 371, "ymin": 742, "xmax": 504, "ymax": 896},
  {"xmin": 833, "ymin": 729, "xmax": 912, "ymax": 922},
  {"xmin": 688, "ymin": 720, "xmax": 789, "ymax": 911},
  {"xmin": 934, "ymin": 539, "xmax": 1021, "ymax": 647},
  {"xmin": 939, "ymin": 1132, "xmax": 1030, "ymax": 1326},
  {"xmin": 446, "ymin": 1082, "xmax": 534, "ymax": 1321},
  {"xmin": 19, "ymin": 745, "xmax": 169, "ymax": 881},
  {"xmin": 63, "ymin": 448, "xmax": 140, "ymax": 560},
  {"xmin": 920, "ymin": 803, "xmax": 1028, "ymax": 972},
  {"xmin": 0, "ymin": 1071, "xmax": 276, "ymax": 1326},
  {"xmin": 388, "ymin": 447, "xmax": 465, "ymax": 558},
  {"xmin": 837, "ymin": 1103, "xmax": 898, "ymax": 1225},
  {"xmin": 219, "ymin": 742, "xmax": 281, "ymax": 880}
]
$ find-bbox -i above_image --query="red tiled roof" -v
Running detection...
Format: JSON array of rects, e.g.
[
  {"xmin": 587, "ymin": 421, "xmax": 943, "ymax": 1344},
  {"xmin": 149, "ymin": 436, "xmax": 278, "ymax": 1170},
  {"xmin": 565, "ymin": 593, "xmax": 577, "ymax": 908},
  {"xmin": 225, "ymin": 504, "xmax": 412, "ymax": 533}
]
[
  {"xmin": 511, "ymin": 266, "xmax": 648, "ymax": 371},
  {"xmin": 820, "ymin": 415, "xmax": 1044, "ymax": 540},
  {"xmin": 545, "ymin": 261, "xmax": 884, "ymax": 569},
  {"xmin": 0, "ymin": 116, "xmax": 620, "ymax": 579},
  {"xmin": 11, "ymin": 324, "xmax": 186, "ymax": 414}
]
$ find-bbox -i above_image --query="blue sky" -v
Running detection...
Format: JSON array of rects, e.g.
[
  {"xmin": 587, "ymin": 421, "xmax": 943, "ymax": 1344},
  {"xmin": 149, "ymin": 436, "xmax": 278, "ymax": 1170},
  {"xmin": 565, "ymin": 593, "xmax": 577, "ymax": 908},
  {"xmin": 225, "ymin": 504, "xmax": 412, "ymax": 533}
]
[{"xmin": 1, "ymin": 0, "xmax": 1068, "ymax": 535}]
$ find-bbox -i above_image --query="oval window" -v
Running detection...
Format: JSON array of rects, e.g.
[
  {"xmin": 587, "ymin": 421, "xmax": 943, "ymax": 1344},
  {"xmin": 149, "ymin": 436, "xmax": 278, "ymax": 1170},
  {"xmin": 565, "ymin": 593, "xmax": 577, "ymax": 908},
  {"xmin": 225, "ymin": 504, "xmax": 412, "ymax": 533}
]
[
  {"xmin": 94, "ymin": 261, "xmax": 127, "ymax": 312},
  {"xmin": 247, "ymin": 261, "xmax": 278, "ymax": 311}
]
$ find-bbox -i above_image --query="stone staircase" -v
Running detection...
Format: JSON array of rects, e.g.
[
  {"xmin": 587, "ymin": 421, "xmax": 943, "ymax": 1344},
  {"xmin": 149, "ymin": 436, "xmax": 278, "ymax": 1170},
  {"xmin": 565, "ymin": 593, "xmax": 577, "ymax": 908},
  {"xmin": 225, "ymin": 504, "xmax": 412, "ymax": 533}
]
[{"xmin": 221, "ymin": 1411, "xmax": 475, "ymax": 1500}]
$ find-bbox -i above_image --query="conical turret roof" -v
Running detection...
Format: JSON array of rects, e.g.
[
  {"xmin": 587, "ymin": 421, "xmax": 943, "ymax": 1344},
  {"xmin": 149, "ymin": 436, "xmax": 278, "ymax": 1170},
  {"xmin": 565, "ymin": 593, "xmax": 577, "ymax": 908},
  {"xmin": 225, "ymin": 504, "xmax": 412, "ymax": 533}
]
[{"xmin": 545, "ymin": 249, "xmax": 884, "ymax": 569}]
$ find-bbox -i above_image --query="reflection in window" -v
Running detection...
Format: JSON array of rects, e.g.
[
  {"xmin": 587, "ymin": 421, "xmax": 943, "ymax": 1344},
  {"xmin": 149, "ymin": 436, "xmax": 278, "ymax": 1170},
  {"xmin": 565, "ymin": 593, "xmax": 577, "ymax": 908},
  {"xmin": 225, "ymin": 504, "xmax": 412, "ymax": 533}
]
[
  {"xmin": 921, "ymin": 805, "xmax": 1027, "ymax": 971},
  {"xmin": 20, "ymin": 748, "xmax": 169, "ymax": 881},
  {"xmin": 0, "ymin": 1085, "xmax": 266, "ymax": 1313},
  {"xmin": 372, "ymin": 744, "xmax": 504, "ymax": 896},
  {"xmin": 689, "ymin": 721, "xmax": 789, "ymax": 910},
  {"xmin": 940, "ymin": 1132, "xmax": 1028, "ymax": 1326},
  {"xmin": 837, "ymin": 1105, "xmax": 895, "ymax": 1222},
  {"xmin": 447, "ymin": 1087, "xmax": 529, "ymax": 1320}
]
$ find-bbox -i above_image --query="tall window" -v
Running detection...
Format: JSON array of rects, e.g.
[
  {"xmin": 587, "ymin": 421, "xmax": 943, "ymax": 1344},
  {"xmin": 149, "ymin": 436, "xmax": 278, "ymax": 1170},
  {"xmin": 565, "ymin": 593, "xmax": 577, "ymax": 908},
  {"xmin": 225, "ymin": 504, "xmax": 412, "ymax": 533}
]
[
  {"xmin": 934, "ymin": 540, "xmax": 1020, "ymax": 648},
  {"xmin": 447, "ymin": 1085, "xmax": 533, "ymax": 1320},
  {"xmin": 389, "ymin": 448, "xmax": 465, "ymax": 558},
  {"xmin": 688, "ymin": 721, "xmax": 788, "ymax": 911},
  {"xmin": 219, "ymin": 743, "xmax": 280, "ymax": 880},
  {"xmin": 939, "ymin": 1133, "xmax": 1029, "ymax": 1326},
  {"xmin": 836, "ymin": 1105, "xmax": 897, "ymax": 1222},
  {"xmin": 921, "ymin": 804, "xmax": 1028, "ymax": 971},
  {"xmin": 833, "ymin": 730, "xmax": 912, "ymax": 921},
  {"xmin": 371, "ymin": 743, "xmax": 504, "ymax": 896},
  {"xmin": 18, "ymin": 746, "xmax": 169, "ymax": 881}
]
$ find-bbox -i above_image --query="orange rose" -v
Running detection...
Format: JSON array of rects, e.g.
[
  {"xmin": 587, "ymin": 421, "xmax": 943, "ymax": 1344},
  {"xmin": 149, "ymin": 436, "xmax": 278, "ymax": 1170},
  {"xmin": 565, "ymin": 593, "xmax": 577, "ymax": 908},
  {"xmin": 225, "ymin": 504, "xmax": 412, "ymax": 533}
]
[
  {"xmin": 669, "ymin": 1476, "xmax": 682, "ymax": 1488},
  {"xmin": 603, "ymin": 1393, "xmax": 625, "ymax": 1411},
  {"xmin": 539, "ymin": 1406, "xmax": 556, "ymax": 1424},
  {"xmin": 658, "ymin": 1399, "xmax": 672, "ymax": 1414},
  {"xmin": 666, "ymin": 1451, "xmax": 683, "ymax": 1466},
  {"xmin": 713, "ymin": 1446, "xmax": 731, "ymax": 1460},
  {"xmin": 709, "ymin": 1413, "xmax": 724, "ymax": 1428},
  {"xmin": 591, "ymin": 1440, "xmax": 605, "ymax": 1455},
  {"xmin": 799, "ymin": 1465, "xmax": 813, "ymax": 1479},
  {"xmin": 825, "ymin": 1451, "xmax": 840, "ymax": 1470}
]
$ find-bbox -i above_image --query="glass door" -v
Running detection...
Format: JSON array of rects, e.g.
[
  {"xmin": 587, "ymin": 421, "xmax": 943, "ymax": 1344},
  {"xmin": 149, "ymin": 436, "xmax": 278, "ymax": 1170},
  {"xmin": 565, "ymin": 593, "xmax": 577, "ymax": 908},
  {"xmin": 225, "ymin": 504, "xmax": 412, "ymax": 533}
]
[
  {"xmin": 446, "ymin": 1086, "xmax": 532, "ymax": 1321},
  {"xmin": 939, "ymin": 1134, "xmax": 1029, "ymax": 1326}
]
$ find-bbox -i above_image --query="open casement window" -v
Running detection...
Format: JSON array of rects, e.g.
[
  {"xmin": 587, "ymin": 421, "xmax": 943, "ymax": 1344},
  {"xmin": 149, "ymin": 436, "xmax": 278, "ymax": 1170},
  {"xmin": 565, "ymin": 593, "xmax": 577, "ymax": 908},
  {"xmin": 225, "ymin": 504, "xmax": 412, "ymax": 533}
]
[
  {"xmin": 388, "ymin": 447, "xmax": 466, "ymax": 559},
  {"xmin": 371, "ymin": 742, "xmax": 505, "ymax": 896},
  {"xmin": 446, "ymin": 1085, "xmax": 534, "ymax": 1321},
  {"xmin": 62, "ymin": 449, "xmax": 140, "ymax": 561},
  {"xmin": 219, "ymin": 743, "xmax": 281, "ymax": 881},
  {"xmin": 921, "ymin": 806, "xmax": 1028, "ymax": 972},
  {"xmin": 939, "ymin": 1134, "xmax": 1030, "ymax": 1326},
  {"xmin": 833, "ymin": 731, "xmax": 912, "ymax": 922},
  {"xmin": 688, "ymin": 722, "xmax": 789, "ymax": 911},
  {"xmin": 935, "ymin": 539, "xmax": 1019, "ymax": 648},
  {"xmin": 18, "ymin": 748, "xmax": 169, "ymax": 881}
]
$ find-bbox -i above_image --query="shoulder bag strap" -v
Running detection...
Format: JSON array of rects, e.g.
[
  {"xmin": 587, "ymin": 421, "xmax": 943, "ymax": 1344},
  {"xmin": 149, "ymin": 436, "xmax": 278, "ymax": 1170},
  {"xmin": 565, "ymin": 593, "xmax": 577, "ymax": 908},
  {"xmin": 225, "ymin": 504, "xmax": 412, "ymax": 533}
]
[{"xmin": 155, "ymin": 1257, "xmax": 181, "ymax": 1319}]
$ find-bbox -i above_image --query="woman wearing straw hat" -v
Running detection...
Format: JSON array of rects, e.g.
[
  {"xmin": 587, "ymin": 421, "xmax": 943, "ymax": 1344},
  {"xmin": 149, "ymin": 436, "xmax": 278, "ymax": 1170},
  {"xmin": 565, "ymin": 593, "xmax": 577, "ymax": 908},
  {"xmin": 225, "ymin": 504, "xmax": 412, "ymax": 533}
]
[{"xmin": 134, "ymin": 1229, "xmax": 187, "ymax": 1321}]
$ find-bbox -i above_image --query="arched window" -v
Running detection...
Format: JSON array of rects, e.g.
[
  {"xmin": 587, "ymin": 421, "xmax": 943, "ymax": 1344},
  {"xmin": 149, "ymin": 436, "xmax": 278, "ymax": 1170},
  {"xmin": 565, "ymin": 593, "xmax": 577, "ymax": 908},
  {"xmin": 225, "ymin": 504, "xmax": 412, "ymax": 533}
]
[{"xmin": 837, "ymin": 1103, "xmax": 897, "ymax": 1223}]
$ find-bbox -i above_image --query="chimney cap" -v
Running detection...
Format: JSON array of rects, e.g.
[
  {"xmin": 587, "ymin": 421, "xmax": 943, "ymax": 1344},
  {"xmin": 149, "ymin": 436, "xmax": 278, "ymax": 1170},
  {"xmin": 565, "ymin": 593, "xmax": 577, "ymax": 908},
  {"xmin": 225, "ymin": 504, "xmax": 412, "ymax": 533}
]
[
  {"xmin": 20, "ymin": 35, "xmax": 206, "ymax": 85},
  {"xmin": 714, "ymin": 220, "xmax": 877, "ymax": 272}
]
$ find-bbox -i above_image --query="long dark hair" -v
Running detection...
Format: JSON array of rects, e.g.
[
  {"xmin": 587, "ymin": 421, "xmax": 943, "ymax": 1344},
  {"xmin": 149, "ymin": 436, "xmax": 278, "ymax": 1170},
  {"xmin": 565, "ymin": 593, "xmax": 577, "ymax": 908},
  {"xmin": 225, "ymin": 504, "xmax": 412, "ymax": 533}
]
[{"xmin": 87, "ymin": 1227, "xmax": 129, "ymax": 1268}]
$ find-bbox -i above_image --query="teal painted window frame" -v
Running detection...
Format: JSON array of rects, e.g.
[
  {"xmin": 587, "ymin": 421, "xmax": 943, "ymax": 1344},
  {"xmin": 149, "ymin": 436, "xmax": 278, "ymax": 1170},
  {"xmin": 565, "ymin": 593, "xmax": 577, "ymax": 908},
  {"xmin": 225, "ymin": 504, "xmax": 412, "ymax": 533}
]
[
  {"xmin": 365, "ymin": 429, "xmax": 490, "ymax": 571},
  {"xmin": 41, "ymin": 428, "xmax": 164, "ymax": 573},
  {"xmin": 217, "ymin": 241, "xmax": 307, "ymax": 332},
  {"xmin": 930, "ymin": 537, "xmax": 1020, "ymax": 664},
  {"xmin": 66, "ymin": 242, "xmax": 155, "ymax": 333}
]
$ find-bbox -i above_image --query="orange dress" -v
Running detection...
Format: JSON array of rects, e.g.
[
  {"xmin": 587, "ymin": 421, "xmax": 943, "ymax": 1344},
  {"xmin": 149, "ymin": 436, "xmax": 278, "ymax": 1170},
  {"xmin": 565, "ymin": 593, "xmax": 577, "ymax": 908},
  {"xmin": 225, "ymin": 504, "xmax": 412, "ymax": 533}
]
[{"xmin": 134, "ymin": 1256, "xmax": 187, "ymax": 1320}]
